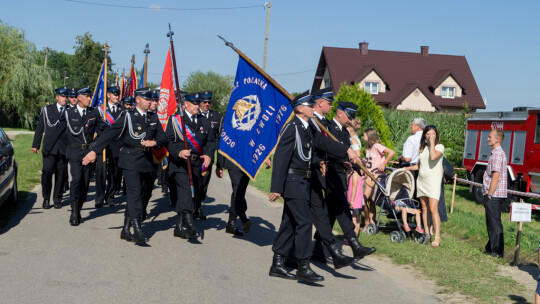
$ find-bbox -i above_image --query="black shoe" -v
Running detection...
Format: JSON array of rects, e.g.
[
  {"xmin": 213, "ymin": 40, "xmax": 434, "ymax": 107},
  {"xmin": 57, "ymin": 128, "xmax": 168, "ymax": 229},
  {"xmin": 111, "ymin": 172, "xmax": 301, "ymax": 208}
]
[
  {"xmin": 43, "ymin": 199, "xmax": 52, "ymax": 209},
  {"xmin": 131, "ymin": 219, "xmax": 148, "ymax": 243},
  {"xmin": 311, "ymin": 240, "xmax": 326, "ymax": 264},
  {"xmin": 120, "ymin": 217, "xmax": 134, "ymax": 242},
  {"xmin": 64, "ymin": 184, "xmax": 69, "ymax": 193},
  {"xmin": 69, "ymin": 202, "xmax": 80, "ymax": 226},
  {"xmin": 106, "ymin": 198, "xmax": 115, "ymax": 207},
  {"xmin": 225, "ymin": 213, "xmax": 243, "ymax": 236},
  {"xmin": 296, "ymin": 259, "xmax": 324, "ymax": 282},
  {"xmin": 173, "ymin": 215, "xmax": 189, "ymax": 239},
  {"xmin": 348, "ymin": 236, "xmax": 376, "ymax": 259},
  {"xmin": 490, "ymin": 252, "xmax": 503, "ymax": 259},
  {"xmin": 194, "ymin": 208, "xmax": 207, "ymax": 220},
  {"xmin": 327, "ymin": 242, "xmax": 357, "ymax": 270},
  {"xmin": 269, "ymin": 253, "xmax": 297, "ymax": 280},
  {"xmin": 240, "ymin": 213, "xmax": 252, "ymax": 233},
  {"xmin": 53, "ymin": 201, "xmax": 62, "ymax": 209},
  {"xmin": 95, "ymin": 201, "xmax": 105, "ymax": 208},
  {"xmin": 183, "ymin": 213, "xmax": 199, "ymax": 239}
]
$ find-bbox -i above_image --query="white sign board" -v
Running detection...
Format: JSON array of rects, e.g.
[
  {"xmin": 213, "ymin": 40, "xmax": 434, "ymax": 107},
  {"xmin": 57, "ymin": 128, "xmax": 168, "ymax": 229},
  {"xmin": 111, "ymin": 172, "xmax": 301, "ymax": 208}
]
[{"xmin": 510, "ymin": 202, "xmax": 531, "ymax": 222}]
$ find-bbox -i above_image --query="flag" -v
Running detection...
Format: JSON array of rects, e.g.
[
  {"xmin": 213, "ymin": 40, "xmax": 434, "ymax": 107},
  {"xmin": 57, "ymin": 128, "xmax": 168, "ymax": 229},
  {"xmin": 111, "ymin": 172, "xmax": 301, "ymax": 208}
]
[
  {"xmin": 218, "ymin": 56, "xmax": 294, "ymax": 180},
  {"xmin": 138, "ymin": 60, "xmax": 146, "ymax": 88},
  {"xmin": 125, "ymin": 65, "xmax": 137, "ymax": 97},
  {"xmin": 152, "ymin": 48, "xmax": 177, "ymax": 163},
  {"xmin": 91, "ymin": 60, "xmax": 107, "ymax": 108}
]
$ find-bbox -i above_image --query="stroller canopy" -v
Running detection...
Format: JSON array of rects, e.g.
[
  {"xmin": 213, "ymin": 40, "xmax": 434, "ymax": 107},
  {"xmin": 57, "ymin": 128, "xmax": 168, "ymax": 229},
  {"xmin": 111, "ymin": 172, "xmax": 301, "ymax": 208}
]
[{"xmin": 385, "ymin": 169, "xmax": 415, "ymax": 200}]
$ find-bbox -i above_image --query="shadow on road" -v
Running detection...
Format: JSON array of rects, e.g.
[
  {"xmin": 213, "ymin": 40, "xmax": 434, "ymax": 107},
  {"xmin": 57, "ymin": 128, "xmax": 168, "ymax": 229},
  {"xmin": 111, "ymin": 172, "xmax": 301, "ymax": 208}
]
[{"xmin": 0, "ymin": 191, "xmax": 37, "ymax": 235}]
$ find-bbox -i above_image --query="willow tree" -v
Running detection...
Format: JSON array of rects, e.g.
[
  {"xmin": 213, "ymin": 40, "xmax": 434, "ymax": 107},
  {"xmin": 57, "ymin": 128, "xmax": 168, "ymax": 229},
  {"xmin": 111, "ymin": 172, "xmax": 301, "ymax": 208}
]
[
  {"xmin": 327, "ymin": 82, "xmax": 393, "ymax": 150},
  {"xmin": 0, "ymin": 21, "xmax": 53, "ymax": 129}
]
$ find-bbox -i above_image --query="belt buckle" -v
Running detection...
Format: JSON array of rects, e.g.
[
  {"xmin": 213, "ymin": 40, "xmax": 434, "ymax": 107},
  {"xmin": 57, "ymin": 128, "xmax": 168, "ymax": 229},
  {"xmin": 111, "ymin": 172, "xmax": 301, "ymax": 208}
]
[
  {"xmin": 306, "ymin": 170, "xmax": 311, "ymax": 178},
  {"xmin": 143, "ymin": 147, "xmax": 150, "ymax": 152},
  {"xmin": 191, "ymin": 155, "xmax": 198, "ymax": 161}
]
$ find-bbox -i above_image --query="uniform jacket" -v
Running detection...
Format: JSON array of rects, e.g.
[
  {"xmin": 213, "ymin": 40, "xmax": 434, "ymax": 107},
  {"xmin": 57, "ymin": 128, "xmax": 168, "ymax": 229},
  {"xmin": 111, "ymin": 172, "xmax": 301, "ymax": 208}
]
[
  {"xmin": 270, "ymin": 116, "xmax": 313, "ymax": 200},
  {"xmin": 91, "ymin": 108, "xmax": 167, "ymax": 173},
  {"xmin": 325, "ymin": 118, "xmax": 352, "ymax": 192},
  {"xmin": 201, "ymin": 109, "xmax": 222, "ymax": 141},
  {"xmin": 96, "ymin": 103, "xmax": 126, "ymax": 158},
  {"xmin": 165, "ymin": 112, "xmax": 217, "ymax": 175},
  {"xmin": 55, "ymin": 106, "xmax": 108, "ymax": 161},
  {"xmin": 32, "ymin": 104, "xmax": 68, "ymax": 156}
]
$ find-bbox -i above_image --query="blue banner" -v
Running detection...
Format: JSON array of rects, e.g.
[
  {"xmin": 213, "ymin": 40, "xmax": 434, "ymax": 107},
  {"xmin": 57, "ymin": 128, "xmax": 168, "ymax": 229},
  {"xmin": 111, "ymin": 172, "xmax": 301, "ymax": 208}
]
[
  {"xmin": 138, "ymin": 61, "xmax": 146, "ymax": 88},
  {"xmin": 91, "ymin": 61, "xmax": 106, "ymax": 108},
  {"xmin": 218, "ymin": 56, "xmax": 294, "ymax": 180}
]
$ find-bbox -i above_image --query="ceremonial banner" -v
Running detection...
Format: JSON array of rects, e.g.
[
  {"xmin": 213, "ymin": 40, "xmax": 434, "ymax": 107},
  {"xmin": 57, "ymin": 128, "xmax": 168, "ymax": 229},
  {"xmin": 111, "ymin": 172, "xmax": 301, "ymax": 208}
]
[
  {"xmin": 153, "ymin": 48, "xmax": 177, "ymax": 163},
  {"xmin": 91, "ymin": 61, "xmax": 107, "ymax": 108},
  {"xmin": 218, "ymin": 56, "xmax": 294, "ymax": 180},
  {"xmin": 125, "ymin": 65, "xmax": 137, "ymax": 97},
  {"xmin": 138, "ymin": 60, "xmax": 146, "ymax": 89}
]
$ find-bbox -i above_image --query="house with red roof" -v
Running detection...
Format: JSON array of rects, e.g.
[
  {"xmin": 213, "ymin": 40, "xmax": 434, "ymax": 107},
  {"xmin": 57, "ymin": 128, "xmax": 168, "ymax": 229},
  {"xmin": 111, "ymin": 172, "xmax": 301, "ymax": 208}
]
[{"xmin": 311, "ymin": 43, "xmax": 485, "ymax": 112}]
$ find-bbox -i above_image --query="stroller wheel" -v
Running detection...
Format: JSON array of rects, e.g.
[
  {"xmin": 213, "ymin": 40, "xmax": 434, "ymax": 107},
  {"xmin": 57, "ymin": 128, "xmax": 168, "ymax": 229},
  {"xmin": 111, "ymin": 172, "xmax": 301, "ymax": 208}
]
[
  {"xmin": 400, "ymin": 231, "xmax": 407, "ymax": 242},
  {"xmin": 421, "ymin": 232, "xmax": 430, "ymax": 245},
  {"xmin": 390, "ymin": 231, "xmax": 401, "ymax": 243},
  {"xmin": 366, "ymin": 223, "xmax": 377, "ymax": 235},
  {"xmin": 414, "ymin": 234, "xmax": 425, "ymax": 244}
]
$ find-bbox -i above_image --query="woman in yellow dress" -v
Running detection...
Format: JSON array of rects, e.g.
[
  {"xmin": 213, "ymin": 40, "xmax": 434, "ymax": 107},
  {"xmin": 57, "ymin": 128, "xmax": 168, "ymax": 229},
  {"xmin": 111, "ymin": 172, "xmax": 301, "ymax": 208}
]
[{"xmin": 405, "ymin": 125, "xmax": 444, "ymax": 248}]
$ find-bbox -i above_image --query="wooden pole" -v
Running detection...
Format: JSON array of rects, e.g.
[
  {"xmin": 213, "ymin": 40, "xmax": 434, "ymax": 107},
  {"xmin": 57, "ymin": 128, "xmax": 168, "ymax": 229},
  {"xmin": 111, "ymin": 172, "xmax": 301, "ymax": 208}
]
[
  {"xmin": 513, "ymin": 199, "xmax": 525, "ymax": 266},
  {"xmin": 262, "ymin": 2, "xmax": 271, "ymax": 71},
  {"xmin": 101, "ymin": 43, "xmax": 110, "ymax": 181},
  {"xmin": 143, "ymin": 43, "xmax": 150, "ymax": 87},
  {"xmin": 44, "ymin": 47, "xmax": 49, "ymax": 67},
  {"xmin": 451, "ymin": 174, "xmax": 457, "ymax": 214}
]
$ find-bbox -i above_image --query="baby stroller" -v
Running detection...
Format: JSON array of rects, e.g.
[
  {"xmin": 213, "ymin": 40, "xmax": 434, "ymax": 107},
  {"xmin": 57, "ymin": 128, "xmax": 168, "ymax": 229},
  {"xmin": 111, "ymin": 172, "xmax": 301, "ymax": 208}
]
[{"xmin": 365, "ymin": 168, "xmax": 428, "ymax": 244}]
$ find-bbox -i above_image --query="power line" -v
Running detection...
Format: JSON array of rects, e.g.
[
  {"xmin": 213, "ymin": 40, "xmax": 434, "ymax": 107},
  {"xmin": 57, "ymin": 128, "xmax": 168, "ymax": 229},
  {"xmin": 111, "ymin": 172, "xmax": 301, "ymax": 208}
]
[
  {"xmin": 270, "ymin": 69, "xmax": 315, "ymax": 76},
  {"xmin": 64, "ymin": 0, "xmax": 264, "ymax": 11}
]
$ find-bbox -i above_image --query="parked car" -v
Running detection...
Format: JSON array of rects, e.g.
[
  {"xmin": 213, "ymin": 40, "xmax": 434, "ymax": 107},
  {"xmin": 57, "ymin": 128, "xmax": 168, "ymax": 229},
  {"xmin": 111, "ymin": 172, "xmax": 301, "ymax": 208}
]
[{"xmin": 0, "ymin": 126, "xmax": 18, "ymax": 207}]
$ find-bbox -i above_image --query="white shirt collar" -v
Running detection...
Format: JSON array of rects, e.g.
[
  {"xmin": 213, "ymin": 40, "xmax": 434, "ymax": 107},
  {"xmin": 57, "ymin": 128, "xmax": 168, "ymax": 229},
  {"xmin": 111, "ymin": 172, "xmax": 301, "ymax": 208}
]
[
  {"xmin": 108, "ymin": 102, "xmax": 117, "ymax": 110},
  {"xmin": 76, "ymin": 105, "xmax": 86, "ymax": 116},
  {"xmin": 186, "ymin": 111, "xmax": 195, "ymax": 120},
  {"xmin": 415, "ymin": 130, "xmax": 423, "ymax": 136},
  {"xmin": 314, "ymin": 111, "xmax": 324, "ymax": 120},
  {"xmin": 135, "ymin": 106, "xmax": 145, "ymax": 116},
  {"xmin": 332, "ymin": 118, "xmax": 343, "ymax": 131},
  {"xmin": 56, "ymin": 103, "xmax": 64, "ymax": 112},
  {"xmin": 297, "ymin": 116, "xmax": 309, "ymax": 129}
]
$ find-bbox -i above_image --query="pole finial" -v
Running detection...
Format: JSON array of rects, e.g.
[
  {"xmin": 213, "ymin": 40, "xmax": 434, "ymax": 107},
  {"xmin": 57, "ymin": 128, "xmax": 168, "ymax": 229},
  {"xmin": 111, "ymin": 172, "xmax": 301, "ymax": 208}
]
[
  {"xmin": 167, "ymin": 23, "xmax": 174, "ymax": 39},
  {"xmin": 217, "ymin": 35, "xmax": 236, "ymax": 50},
  {"xmin": 144, "ymin": 43, "xmax": 150, "ymax": 55},
  {"xmin": 102, "ymin": 42, "xmax": 110, "ymax": 53},
  {"xmin": 131, "ymin": 54, "xmax": 135, "ymax": 64}
]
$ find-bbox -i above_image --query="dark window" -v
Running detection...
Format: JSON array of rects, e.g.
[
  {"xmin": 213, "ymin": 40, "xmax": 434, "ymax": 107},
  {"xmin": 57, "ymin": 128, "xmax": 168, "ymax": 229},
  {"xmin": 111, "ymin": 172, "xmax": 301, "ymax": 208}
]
[{"xmin": 536, "ymin": 114, "xmax": 540, "ymax": 144}]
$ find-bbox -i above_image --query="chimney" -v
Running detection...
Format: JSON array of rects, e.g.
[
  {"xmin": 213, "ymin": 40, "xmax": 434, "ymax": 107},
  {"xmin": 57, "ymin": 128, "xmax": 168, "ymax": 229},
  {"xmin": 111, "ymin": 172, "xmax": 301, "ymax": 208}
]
[
  {"xmin": 359, "ymin": 42, "xmax": 369, "ymax": 55},
  {"xmin": 421, "ymin": 46, "xmax": 429, "ymax": 56}
]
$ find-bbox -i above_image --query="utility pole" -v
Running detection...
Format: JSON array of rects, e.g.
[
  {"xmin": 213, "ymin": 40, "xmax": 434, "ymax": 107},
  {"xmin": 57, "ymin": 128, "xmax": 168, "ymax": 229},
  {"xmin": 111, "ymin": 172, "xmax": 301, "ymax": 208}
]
[
  {"xmin": 262, "ymin": 2, "xmax": 271, "ymax": 71},
  {"xmin": 44, "ymin": 46, "xmax": 49, "ymax": 67},
  {"xmin": 63, "ymin": 71, "xmax": 68, "ymax": 86}
]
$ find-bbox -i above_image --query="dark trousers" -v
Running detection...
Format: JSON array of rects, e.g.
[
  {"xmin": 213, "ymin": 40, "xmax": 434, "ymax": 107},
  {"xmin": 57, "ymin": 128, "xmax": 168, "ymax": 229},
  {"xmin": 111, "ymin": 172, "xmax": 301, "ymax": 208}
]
[
  {"xmin": 310, "ymin": 185, "xmax": 337, "ymax": 246},
  {"xmin": 201, "ymin": 163, "xmax": 213, "ymax": 199},
  {"xmin": 484, "ymin": 196, "xmax": 504, "ymax": 255},
  {"xmin": 142, "ymin": 164, "xmax": 159, "ymax": 213},
  {"xmin": 105, "ymin": 155, "xmax": 122, "ymax": 202},
  {"xmin": 272, "ymin": 197, "xmax": 312, "ymax": 260},
  {"xmin": 95, "ymin": 153, "xmax": 106, "ymax": 203},
  {"xmin": 41, "ymin": 153, "xmax": 67, "ymax": 203},
  {"xmin": 228, "ymin": 168, "xmax": 249, "ymax": 216},
  {"xmin": 69, "ymin": 158, "xmax": 91, "ymax": 205},
  {"xmin": 123, "ymin": 169, "xmax": 152, "ymax": 220},
  {"xmin": 172, "ymin": 170, "xmax": 201, "ymax": 215},
  {"xmin": 321, "ymin": 169, "xmax": 355, "ymax": 239}
]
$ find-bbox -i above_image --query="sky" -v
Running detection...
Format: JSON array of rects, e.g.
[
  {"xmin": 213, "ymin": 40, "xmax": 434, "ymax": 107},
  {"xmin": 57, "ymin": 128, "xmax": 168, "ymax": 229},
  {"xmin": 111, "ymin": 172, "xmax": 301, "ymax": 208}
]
[{"xmin": 2, "ymin": 0, "xmax": 539, "ymax": 111}]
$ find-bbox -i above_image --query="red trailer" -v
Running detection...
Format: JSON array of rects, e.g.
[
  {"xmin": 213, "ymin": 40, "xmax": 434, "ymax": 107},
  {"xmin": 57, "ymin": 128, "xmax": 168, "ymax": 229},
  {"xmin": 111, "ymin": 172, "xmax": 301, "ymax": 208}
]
[{"xmin": 463, "ymin": 107, "xmax": 540, "ymax": 210}]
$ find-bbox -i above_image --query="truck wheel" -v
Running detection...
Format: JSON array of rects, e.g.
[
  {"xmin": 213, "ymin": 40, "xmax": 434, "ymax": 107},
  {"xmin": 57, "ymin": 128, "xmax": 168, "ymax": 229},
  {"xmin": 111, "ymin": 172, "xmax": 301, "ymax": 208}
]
[{"xmin": 473, "ymin": 170, "xmax": 485, "ymax": 205}]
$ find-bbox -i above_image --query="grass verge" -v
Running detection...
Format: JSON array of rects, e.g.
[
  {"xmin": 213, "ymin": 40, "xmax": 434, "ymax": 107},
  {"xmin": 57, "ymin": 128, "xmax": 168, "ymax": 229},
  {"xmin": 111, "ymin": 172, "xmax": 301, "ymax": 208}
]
[{"xmin": 251, "ymin": 166, "xmax": 537, "ymax": 303}]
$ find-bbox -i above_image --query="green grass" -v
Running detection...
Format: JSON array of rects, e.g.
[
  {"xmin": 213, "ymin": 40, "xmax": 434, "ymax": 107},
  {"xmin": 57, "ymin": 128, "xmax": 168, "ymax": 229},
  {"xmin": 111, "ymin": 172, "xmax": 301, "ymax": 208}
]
[
  {"xmin": 3, "ymin": 127, "xmax": 32, "ymax": 131},
  {"xmin": 251, "ymin": 166, "xmax": 537, "ymax": 303},
  {"xmin": 0, "ymin": 134, "xmax": 42, "ymax": 227}
]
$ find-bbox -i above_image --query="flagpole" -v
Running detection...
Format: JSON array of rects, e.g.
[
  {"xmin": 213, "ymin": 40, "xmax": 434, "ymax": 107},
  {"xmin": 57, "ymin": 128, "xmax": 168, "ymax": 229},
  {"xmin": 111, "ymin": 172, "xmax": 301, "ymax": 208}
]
[
  {"xmin": 168, "ymin": 24, "xmax": 195, "ymax": 197},
  {"xmin": 217, "ymin": 35, "xmax": 386, "ymax": 193},
  {"xmin": 143, "ymin": 43, "xmax": 150, "ymax": 87},
  {"xmin": 102, "ymin": 43, "xmax": 110, "ymax": 182}
]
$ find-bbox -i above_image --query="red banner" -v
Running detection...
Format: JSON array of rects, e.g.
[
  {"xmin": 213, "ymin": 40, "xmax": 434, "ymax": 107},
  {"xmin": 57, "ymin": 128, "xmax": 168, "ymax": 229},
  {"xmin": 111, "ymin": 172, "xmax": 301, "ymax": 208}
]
[
  {"xmin": 153, "ymin": 48, "xmax": 178, "ymax": 163},
  {"xmin": 125, "ymin": 65, "xmax": 137, "ymax": 97}
]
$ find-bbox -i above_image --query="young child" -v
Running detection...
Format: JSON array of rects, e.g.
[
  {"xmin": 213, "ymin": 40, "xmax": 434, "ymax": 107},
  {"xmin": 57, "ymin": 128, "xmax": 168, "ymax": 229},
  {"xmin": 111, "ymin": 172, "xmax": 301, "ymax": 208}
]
[
  {"xmin": 362, "ymin": 128, "xmax": 395, "ymax": 232},
  {"xmin": 346, "ymin": 119, "xmax": 364, "ymax": 237},
  {"xmin": 393, "ymin": 200, "xmax": 424, "ymax": 234}
]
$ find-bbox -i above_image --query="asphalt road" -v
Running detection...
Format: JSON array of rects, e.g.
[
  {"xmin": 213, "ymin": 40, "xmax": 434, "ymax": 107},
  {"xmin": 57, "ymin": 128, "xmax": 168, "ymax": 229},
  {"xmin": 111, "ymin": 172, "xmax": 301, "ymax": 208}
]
[{"xmin": 0, "ymin": 173, "xmax": 442, "ymax": 303}]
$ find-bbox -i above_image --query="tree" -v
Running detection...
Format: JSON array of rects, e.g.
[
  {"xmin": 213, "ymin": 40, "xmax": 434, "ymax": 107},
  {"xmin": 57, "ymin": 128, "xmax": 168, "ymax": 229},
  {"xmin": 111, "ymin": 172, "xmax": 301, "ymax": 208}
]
[
  {"xmin": 0, "ymin": 21, "xmax": 54, "ymax": 129},
  {"xmin": 181, "ymin": 71, "xmax": 234, "ymax": 114},
  {"xmin": 70, "ymin": 32, "xmax": 113, "ymax": 89},
  {"xmin": 37, "ymin": 48, "xmax": 73, "ymax": 88},
  {"xmin": 328, "ymin": 83, "xmax": 393, "ymax": 150}
]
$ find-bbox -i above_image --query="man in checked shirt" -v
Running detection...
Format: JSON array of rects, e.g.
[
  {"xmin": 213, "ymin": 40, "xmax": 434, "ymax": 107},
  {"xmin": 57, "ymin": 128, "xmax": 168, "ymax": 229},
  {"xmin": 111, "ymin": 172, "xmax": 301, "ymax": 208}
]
[{"xmin": 482, "ymin": 129, "xmax": 507, "ymax": 258}]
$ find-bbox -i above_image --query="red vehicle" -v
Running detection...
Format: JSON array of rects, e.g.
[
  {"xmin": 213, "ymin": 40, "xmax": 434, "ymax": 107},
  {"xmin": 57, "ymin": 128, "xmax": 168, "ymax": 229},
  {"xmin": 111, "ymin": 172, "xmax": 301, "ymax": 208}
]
[{"xmin": 463, "ymin": 107, "xmax": 540, "ymax": 211}]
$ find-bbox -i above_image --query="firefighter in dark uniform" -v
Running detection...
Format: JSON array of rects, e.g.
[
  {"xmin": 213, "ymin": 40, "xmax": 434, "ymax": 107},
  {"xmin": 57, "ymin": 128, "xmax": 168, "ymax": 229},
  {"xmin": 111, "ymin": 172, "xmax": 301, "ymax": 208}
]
[
  {"xmin": 56, "ymin": 86, "xmax": 108, "ymax": 226},
  {"xmin": 316, "ymin": 100, "xmax": 376, "ymax": 260},
  {"xmin": 166, "ymin": 92, "xmax": 216, "ymax": 240},
  {"xmin": 166, "ymin": 90, "xmax": 188, "ymax": 208},
  {"xmin": 94, "ymin": 86, "xmax": 123, "ymax": 208},
  {"xmin": 268, "ymin": 92, "xmax": 324, "ymax": 282},
  {"xmin": 140, "ymin": 88, "xmax": 160, "ymax": 221},
  {"xmin": 83, "ymin": 88, "xmax": 168, "ymax": 243},
  {"xmin": 122, "ymin": 96, "xmax": 135, "ymax": 110},
  {"xmin": 32, "ymin": 87, "xmax": 69, "ymax": 209},
  {"xmin": 307, "ymin": 88, "xmax": 375, "ymax": 269},
  {"xmin": 198, "ymin": 90, "xmax": 222, "ymax": 218},
  {"xmin": 63, "ymin": 87, "xmax": 79, "ymax": 193}
]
